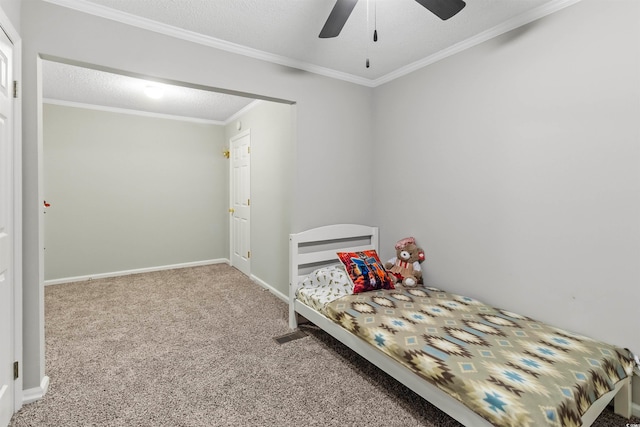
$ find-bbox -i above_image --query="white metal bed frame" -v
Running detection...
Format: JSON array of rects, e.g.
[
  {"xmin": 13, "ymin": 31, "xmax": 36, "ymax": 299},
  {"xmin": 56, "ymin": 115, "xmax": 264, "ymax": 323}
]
[{"xmin": 289, "ymin": 224, "xmax": 632, "ymax": 427}]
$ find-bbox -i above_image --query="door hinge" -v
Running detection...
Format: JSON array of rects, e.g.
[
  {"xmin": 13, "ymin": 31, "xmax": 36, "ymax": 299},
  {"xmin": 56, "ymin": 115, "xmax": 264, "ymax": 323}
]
[
  {"xmin": 13, "ymin": 361, "xmax": 18, "ymax": 380},
  {"xmin": 13, "ymin": 81, "xmax": 18, "ymax": 98},
  {"xmin": 247, "ymin": 198, "xmax": 250, "ymax": 206},
  {"xmin": 247, "ymin": 146, "xmax": 250, "ymax": 154},
  {"xmin": 247, "ymin": 251, "xmax": 251, "ymax": 259}
]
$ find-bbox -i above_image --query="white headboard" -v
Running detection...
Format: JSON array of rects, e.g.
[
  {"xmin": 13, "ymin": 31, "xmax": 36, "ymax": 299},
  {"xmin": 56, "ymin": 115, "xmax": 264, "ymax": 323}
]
[{"xmin": 289, "ymin": 224, "xmax": 379, "ymax": 324}]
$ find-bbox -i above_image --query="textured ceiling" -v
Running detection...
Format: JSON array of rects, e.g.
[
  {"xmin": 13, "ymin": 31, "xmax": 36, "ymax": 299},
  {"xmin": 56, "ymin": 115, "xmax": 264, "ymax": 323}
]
[
  {"xmin": 42, "ymin": 0, "xmax": 579, "ymax": 121},
  {"xmin": 42, "ymin": 60, "xmax": 256, "ymax": 123}
]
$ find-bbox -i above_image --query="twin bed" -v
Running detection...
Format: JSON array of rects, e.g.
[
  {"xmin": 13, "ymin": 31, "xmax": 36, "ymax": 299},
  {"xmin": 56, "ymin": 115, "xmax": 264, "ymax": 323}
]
[{"xmin": 289, "ymin": 224, "xmax": 635, "ymax": 427}]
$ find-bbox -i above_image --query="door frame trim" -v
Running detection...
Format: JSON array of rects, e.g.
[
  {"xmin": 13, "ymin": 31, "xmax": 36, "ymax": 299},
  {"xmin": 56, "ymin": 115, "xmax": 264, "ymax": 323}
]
[{"xmin": 0, "ymin": 4, "xmax": 23, "ymax": 414}]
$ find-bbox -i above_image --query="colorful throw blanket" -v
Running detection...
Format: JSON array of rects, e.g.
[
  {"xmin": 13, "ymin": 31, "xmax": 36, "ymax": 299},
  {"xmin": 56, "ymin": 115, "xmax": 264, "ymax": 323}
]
[{"xmin": 324, "ymin": 286, "xmax": 634, "ymax": 427}]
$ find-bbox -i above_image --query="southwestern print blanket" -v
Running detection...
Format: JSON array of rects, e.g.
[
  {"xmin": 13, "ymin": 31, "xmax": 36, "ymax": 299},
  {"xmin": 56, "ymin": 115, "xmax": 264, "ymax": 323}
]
[{"xmin": 323, "ymin": 286, "xmax": 634, "ymax": 427}]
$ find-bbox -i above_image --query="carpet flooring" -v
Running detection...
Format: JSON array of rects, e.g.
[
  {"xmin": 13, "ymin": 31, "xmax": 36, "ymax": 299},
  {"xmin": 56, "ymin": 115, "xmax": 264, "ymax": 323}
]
[{"xmin": 9, "ymin": 264, "xmax": 639, "ymax": 426}]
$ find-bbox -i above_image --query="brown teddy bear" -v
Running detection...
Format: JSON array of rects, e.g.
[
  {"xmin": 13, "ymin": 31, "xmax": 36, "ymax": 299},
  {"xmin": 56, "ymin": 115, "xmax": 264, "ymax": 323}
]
[{"xmin": 385, "ymin": 237, "xmax": 425, "ymax": 287}]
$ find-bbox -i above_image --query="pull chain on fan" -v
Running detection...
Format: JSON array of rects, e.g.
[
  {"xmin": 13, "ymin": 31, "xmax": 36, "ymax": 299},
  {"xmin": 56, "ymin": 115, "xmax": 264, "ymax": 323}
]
[
  {"xmin": 319, "ymin": 0, "xmax": 465, "ymax": 69},
  {"xmin": 366, "ymin": 0, "xmax": 370, "ymax": 67},
  {"xmin": 365, "ymin": 0, "xmax": 378, "ymax": 68},
  {"xmin": 373, "ymin": 0, "xmax": 378, "ymax": 42}
]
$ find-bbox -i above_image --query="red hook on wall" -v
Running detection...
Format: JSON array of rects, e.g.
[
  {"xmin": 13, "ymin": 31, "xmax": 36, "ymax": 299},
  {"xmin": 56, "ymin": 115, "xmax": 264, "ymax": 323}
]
[{"xmin": 43, "ymin": 200, "xmax": 51, "ymax": 208}]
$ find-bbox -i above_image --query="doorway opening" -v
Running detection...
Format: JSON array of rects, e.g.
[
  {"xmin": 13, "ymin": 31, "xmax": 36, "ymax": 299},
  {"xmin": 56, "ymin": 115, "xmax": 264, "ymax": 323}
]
[
  {"xmin": 38, "ymin": 57, "xmax": 297, "ymax": 399},
  {"xmin": 40, "ymin": 57, "xmax": 294, "ymax": 286}
]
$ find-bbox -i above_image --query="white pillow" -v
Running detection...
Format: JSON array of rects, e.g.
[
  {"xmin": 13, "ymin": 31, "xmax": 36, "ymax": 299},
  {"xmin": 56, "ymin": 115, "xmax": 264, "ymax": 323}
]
[{"xmin": 296, "ymin": 265, "xmax": 353, "ymax": 311}]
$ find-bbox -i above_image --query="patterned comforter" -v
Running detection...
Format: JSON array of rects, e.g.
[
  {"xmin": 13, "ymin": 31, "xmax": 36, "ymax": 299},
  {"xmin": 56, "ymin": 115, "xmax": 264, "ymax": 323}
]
[{"xmin": 324, "ymin": 286, "xmax": 634, "ymax": 427}]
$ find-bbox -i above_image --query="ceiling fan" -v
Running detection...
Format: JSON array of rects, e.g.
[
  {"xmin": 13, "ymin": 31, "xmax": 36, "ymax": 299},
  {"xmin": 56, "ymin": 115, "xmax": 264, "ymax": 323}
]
[{"xmin": 319, "ymin": 0, "xmax": 467, "ymax": 38}]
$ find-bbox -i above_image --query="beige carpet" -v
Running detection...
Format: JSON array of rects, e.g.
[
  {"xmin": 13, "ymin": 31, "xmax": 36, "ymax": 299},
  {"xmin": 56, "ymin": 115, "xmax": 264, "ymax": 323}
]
[{"xmin": 10, "ymin": 264, "xmax": 639, "ymax": 426}]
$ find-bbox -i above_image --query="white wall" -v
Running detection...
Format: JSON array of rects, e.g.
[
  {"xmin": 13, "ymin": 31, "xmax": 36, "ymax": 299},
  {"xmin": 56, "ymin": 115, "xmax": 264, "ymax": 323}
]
[
  {"xmin": 225, "ymin": 101, "xmax": 295, "ymax": 297},
  {"xmin": 22, "ymin": 0, "xmax": 374, "ymax": 389},
  {"xmin": 43, "ymin": 104, "xmax": 227, "ymax": 281},
  {"xmin": 373, "ymin": 0, "xmax": 640, "ymax": 357},
  {"xmin": 0, "ymin": 0, "xmax": 20, "ymax": 32}
]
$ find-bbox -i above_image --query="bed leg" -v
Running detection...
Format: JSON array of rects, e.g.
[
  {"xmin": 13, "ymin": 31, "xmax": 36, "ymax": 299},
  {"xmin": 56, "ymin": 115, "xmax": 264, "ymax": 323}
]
[
  {"xmin": 289, "ymin": 306, "xmax": 297, "ymax": 330},
  {"xmin": 614, "ymin": 377, "xmax": 632, "ymax": 419},
  {"xmin": 289, "ymin": 308, "xmax": 309, "ymax": 330}
]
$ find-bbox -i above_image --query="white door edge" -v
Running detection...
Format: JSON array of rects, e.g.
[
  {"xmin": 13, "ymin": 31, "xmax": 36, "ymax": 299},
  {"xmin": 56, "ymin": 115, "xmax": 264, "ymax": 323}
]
[
  {"xmin": 0, "ymin": 7, "xmax": 20, "ymax": 420},
  {"xmin": 229, "ymin": 129, "xmax": 251, "ymax": 276}
]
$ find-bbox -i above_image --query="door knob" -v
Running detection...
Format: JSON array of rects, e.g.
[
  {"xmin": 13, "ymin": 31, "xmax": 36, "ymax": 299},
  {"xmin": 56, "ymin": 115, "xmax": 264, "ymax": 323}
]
[{"xmin": 229, "ymin": 208, "xmax": 235, "ymax": 213}]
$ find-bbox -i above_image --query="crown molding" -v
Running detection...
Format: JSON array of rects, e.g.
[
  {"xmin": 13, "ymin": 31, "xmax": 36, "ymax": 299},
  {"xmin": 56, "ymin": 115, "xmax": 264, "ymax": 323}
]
[
  {"xmin": 373, "ymin": 0, "xmax": 584, "ymax": 86},
  {"xmin": 42, "ymin": 0, "xmax": 376, "ymax": 88},
  {"xmin": 43, "ymin": 0, "xmax": 582, "ymax": 88},
  {"xmin": 225, "ymin": 100, "xmax": 262, "ymax": 125},
  {"xmin": 43, "ymin": 98, "xmax": 226, "ymax": 125},
  {"xmin": 44, "ymin": 97, "xmax": 263, "ymax": 126}
]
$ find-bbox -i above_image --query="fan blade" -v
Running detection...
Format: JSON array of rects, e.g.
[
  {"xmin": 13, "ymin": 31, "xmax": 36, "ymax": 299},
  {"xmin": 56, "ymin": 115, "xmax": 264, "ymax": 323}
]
[
  {"xmin": 415, "ymin": 0, "xmax": 466, "ymax": 20},
  {"xmin": 319, "ymin": 0, "xmax": 358, "ymax": 38}
]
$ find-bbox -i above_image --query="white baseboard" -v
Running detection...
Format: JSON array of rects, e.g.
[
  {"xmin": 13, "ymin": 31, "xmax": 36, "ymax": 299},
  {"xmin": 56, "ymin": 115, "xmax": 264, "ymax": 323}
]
[
  {"xmin": 22, "ymin": 375, "xmax": 49, "ymax": 405},
  {"xmin": 44, "ymin": 259, "xmax": 229, "ymax": 286},
  {"xmin": 633, "ymin": 402, "xmax": 640, "ymax": 418},
  {"xmin": 251, "ymin": 274, "xmax": 288, "ymax": 303}
]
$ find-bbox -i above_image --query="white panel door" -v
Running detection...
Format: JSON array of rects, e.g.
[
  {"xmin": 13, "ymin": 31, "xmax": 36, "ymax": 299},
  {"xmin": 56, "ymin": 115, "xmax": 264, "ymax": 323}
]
[
  {"xmin": 230, "ymin": 130, "xmax": 250, "ymax": 276},
  {"xmin": 0, "ymin": 27, "xmax": 14, "ymax": 427}
]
